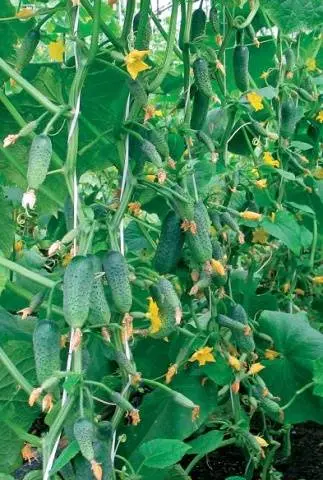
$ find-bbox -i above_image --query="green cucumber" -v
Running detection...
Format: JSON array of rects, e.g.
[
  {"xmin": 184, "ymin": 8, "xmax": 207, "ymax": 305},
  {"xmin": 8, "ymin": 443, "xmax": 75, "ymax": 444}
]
[
  {"xmin": 231, "ymin": 304, "xmax": 255, "ymax": 353},
  {"xmin": 128, "ymin": 79, "xmax": 148, "ymax": 108},
  {"xmin": 186, "ymin": 201, "xmax": 213, "ymax": 264},
  {"xmin": 209, "ymin": 6, "xmax": 220, "ymax": 34},
  {"xmin": 191, "ymin": 90, "xmax": 210, "ymax": 130},
  {"xmin": 133, "ymin": 12, "xmax": 152, "ymax": 50},
  {"xmin": 221, "ymin": 211, "xmax": 240, "ymax": 233},
  {"xmin": 209, "ymin": 210, "xmax": 222, "ymax": 231},
  {"xmin": 297, "ymin": 87, "xmax": 315, "ymax": 102},
  {"xmin": 154, "ymin": 211, "xmax": 184, "ymax": 274},
  {"xmin": 280, "ymin": 98, "xmax": 297, "ymax": 139},
  {"xmin": 260, "ymin": 397, "xmax": 282, "ymax": 417},
  {"xmin": 217, "ymin": 314, "xmax": 247, "ymax": 333},
  {"xmin": 231, "ymin": 303, "xmax": 248, "ymax": 324},
  {"xmin": 141, "ymin": 139, "xmax": 163, "ymax": 168},
  {"xmin": 150, "ymin": 278, "xmax": 181, "ymax": 338},
  {"xmin": 63, "ymin": 256, "xmax": 94, "ymax": 329},
  {"xmin": 27, "ymin": 134, "xmax": 52, "ymax": 190},
  {"xmin": 284, "ymin": 47, "xmax": 295, "ymax": 74},
  {"xmin": 212, "ymin": 239, "xmax": 224, "ymax": 260},
  {"xmin": 197, "ymin": 130, "xmax": 216, "ymax": 154},
  {"xmin": 193, "ymin": 58, "xmax": 213, "ymax": 98},
  {"xmin": 149, "ymin": 128, "xmax": 169, "ymax": 159},
  {"xmin": 102, "ymin": 251, "xmax": 132, "ymax": 314},
  {"xmin": 88, "ymin": 256, "xmax": 111, "ymax": 326},
  {"xmin": 191, "ymin": 7, "xmax": 207, "ymax": 41},
  {"xmin": 16, "ymin": 29, "xmax": 40, "ymax": 72},
  {"xmin": 172, "ymin": 185, "xmax": 195, "ymax": 221},
  {"xmin": 33, "ymin": 319, "xmax": 60, "ymax": 387},
  {"xmin": 73, "ymin": 417, "xmax": 95, "ymax": 463},
  {"xmin": 233, "ymin": 45, "xmax": 249, "ymax": 92}
]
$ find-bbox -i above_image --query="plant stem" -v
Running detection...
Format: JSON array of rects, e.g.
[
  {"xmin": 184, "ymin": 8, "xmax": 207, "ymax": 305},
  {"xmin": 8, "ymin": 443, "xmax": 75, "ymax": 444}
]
[
  {"xmin": 281, "ymin": 381, "xmax": 314, "ymax": 411},
  {"xmin": 43, "ymin": 107, "xmax": 68, "ymax": 135},
  {"xmin": 185, "ymin": 439, "xmax": 236, "ymax": 474},
  {"xmin": 0, "ymin": 256, "xmax": 56, "ymax": 289},
  {"xmin": 0, "ymin": 346, "xmax": 34, "ymax": 395},
  {"xmin": 260, "ymin": 440, "xmax": 280, "ymax": 480},
  {"xmin": 150, "ymin": 11, "xmax": 183, "ymax": 60},
  {"xmin": 81, "ymin": 0, "xmax": 123, "ymax": 50},
  {"xmin": 6, "ymin": 281, "xmax": 64, "ymax": 317},
  {"xmin": 88, "ymin": 0, "xmax": 101, "ymax": 64},
  {"xmin": 121, "ymin": 0, "xmax": 136, "ymax": 46}
]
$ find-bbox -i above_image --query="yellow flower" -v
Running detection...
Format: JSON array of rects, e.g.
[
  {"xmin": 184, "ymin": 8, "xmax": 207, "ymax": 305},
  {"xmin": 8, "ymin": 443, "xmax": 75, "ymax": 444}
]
[
  {"xmin": 62, "ymin": 253, "xmax": 72, "ymax": 267},
  {"xmin": 14, "ymin": 240, "xmax": 24, "ymax": 253},
  {"xmin": 316, "ymin": 111, "xmax": 323, "ymax": 123},
  {"xmin": 16, "ymin": 8, "xmax": 34, "ymax": 18},
  {"xmin": 240, "ymin": 211, "xmax": 262, "ymax": 221},
  {"xmin": 165, "ymin": 364, "xmax": 178, "ymax": 384},
  {"xmin": 125, "ymin": 49, "xmax": 150, "ymax": 80},
  {"xmin": 189, "ymin": 346, "xmax": 215, "ymax": 366},
  {"xmin": 254, "ymin": 436, "xmax": 269, "ymax": 448},
  {"xmin": 252, "ymin": 228, "xmax": 268, "ymax": 244},
  {"xmin": 248, "ymin": 362, "xmax": 265, "ymax": 375},
  {"xmin": 48, "ymin": 39, "xmax": 65, "ymax": 62},
  {"xmin": 295, "ymin": 288, "xmax": 305, "ymax": 296},
  {"xmin": 210, "ymin": 259, "xmax": 226, "ymax": 276},
  {"xmin": 312, "ymin": 276, "xmax": 323, "ymax": 285},
  {"xmin": 264, "ymin": 349, "xmax": 280, "ymax": 360},
  {"xmin": 146, "ymin": 297, "xmax": 162, "ymax": 334},
  {"xmin": 313, "ymin": 167, "xmax": 323, "ymax": 179},
  {"xmin": 255, "ymin": 179, "xmax": 267, "ymax": 189},
  {"xmin": 128, "ymin": 201, "xmax": 142, "ymax": 217},
  {"xmin": 306, "ymin": 58, "xmax": 317, "ymax": 72},
  {"xmin": 263, "ymin": 151, "xmax": 280, "ymax": 168},
  {"xmin": 228, "ymin": 355, "xmax": 241, "ymax": 371},
  {"xmin": 144, "ymin": 104, "xmax": 163, "ymax": 122},
  {"xmin": 251, "ymin": 168, "xmax": 259, "ymax": 178},
  {"xmin": 247, "ymin": 91, "xmax": 264, "ymax": 111},
  {"xmin": 260, "ymin": 70, "xmax": 270, "ymax": 80},
  {"xmin": 282, "ymin": 282, "xmax": 290, "ymax": 293}
]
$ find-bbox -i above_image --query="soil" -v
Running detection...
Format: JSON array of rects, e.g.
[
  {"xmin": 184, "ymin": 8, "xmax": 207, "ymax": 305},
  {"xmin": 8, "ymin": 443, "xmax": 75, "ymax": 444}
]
[{"xmin": 191, "ymin": 423, "xmax": 323, "ymax": 480}]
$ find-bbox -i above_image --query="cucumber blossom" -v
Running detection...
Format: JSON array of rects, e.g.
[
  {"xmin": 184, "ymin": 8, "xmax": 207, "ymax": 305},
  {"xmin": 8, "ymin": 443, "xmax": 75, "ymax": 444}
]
[
  {"xmin": 102, "ymin": 251, "xmax": 132, "ymax": 314},
  {"xmin": 27, "ymin": 134, "xmax": 52, "ymax": 190},
  {"xmin": 150, "ymin": 278, "xmax": 182, "ymax": 338},
  {"xmin": 88, "ymin": 256, "xmax": 111, "ymax": 326},
  {"xmin": 191, "ymin": 7, "xmax": 207, "ymax": 41},
  {"xmin": 280, "ymin": 98, "xmax": 297, "ymax": 139},
  {"xmin": 74, "ymin": 418, "xmax": 95, "ymax": 463},
  {"xmin": 193, "ymin": 58, "xmax": 213, "ymax": 98},
  {"xmin": 141, "ymin": 139, "xmax": 163, "ymax": 168},
  {"xmin": 233, "ymin": 45, "xmax": 249, "ymax": 92},
  {"xmin": 33, "ymin": 320, "xmax": 60, "ymax": 387},
  {"xmin": 149, "ymin": 128, "xmax": 169, "ymax": 159},
  {"xmin": 154, "ymin": 211, "xmax": 184, "ymax": 274},
  {"xmin": 63, "ymin": 256, "xmax": 94, "ymax": 329},
  {"xmin": 186, "ymin": 201, "xmax": 213, "ymax": 265},
  {"xmin": 191, "ymin": 90, "xmax": 210, "ymax": 130},
  {"xmin": 16, "ymin": 29, "xmax": 40, "ymax": 73}
]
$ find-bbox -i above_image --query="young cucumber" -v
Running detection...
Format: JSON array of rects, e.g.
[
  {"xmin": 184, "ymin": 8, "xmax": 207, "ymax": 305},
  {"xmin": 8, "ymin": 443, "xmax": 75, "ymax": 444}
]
[
  {"xmin": 73, "ymin": 417, "xmax": 95, "ymax": 463},
  {"xmin": 150, "ymin": 278, "xmax": 182, "ymax": 338},
  {"xmin": 63, "ymin": 256, "xmax": 94, "ymax": 328},
  {"xmin": 141, "ymin": 139, "xmax": 163, "ymax": 168},
  {"xmin": 102, "ymin": 251, "xmax": 132, "ymax": 314},
  {"xmin": 233, "ymin": 45, "xmax": 249, "ymax": 92},
  {"xmin": 231, "ymin": 304, "xmax": 255, "ymax": 353},
  {"xmin": 148, "ymin": 128, "xmax": 170, "ymax": 159},
  {"xmin": 133, "ymin": 12, "xmax": 152, "ymax": 50},
  {"xmin": 191, "ymin": 7, "xmax": 207, "ymax": 41},
  {"xmin": 16, "ymin": 29, "xmax": 40, "ymax": 73},
  {"xmin": 209, "ymin": 6, "xmax": 220, "ymax": 34},
  {"xmin": 33, "ymin": 319, "xmax": 60, "ymax": 387},
  {"xmin": 193, "ymin": 58, "xmax": 213, "ymax": 98},
  {"xmin": 280, "ymin": 98, "xmax": 297, "ymax": 139},
  {"xmin": 88, "ymin": 256, "xmax": 111, "ymax": 326},
  {"xmin": 191, "ymin": 90, "xmax": 210, "ymax": 130},
  {"xmin": 27, "ymin": 134, "xmax": 52, "ymax": 190},
  {"xmin": 186, "ymin": 201, "xmax": 213, "ymax": 264},
  {"xmin": 128, "ymin": 79, "xmax": 148, "ymax": 108},
  {"xmin": 154, "ymin": 211, "xmax": 184, "ymax": 274}
]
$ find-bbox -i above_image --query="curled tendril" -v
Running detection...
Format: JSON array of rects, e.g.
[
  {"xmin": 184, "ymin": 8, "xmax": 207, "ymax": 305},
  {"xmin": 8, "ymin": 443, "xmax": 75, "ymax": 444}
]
[
  {"xmin": 16, "ymin": 213, "xmax": 27, "ymax": 226},
  {"xmin": 252, "ymin": 137, "xmax": 260, "ymax": 146}
]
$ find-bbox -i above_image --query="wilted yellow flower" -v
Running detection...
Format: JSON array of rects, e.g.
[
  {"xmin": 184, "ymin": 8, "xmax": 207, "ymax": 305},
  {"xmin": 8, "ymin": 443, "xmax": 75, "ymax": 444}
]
[
  {"xmin": 16, "ymin": 8, "xmax": 34, "ymax": 18},
  {"xmin": 48, "ymin": 39, "xmax": 65, "ymax": 62},
  {"xmin": 313, "ymin": 167, "xmax": 323, "ymax": 179},
  {"xmin": 125, "ymin": 50, "xmax": 150, "ymax": 79},
  {"xmin": 295, "ymin": 288, "xmax": 305, "ymax": 296},
  {"xmin": 252, "ymin": 228, "xmax": 268, "ymax": 244},
  {"xmin": 210, "ymin": 259, "xmax": 226, "ymax": 276},
  {"xmin": 316, "ymin": 111, "xmax": 323, "ymax": 123},
  {"xmin": 129, "ymin": 409, "xmax": 141, "ymax": 425},
  {"xmin": 240, "ymin": 211, "xmax": 262, "ymax": 221},
  {"xmin": 62, "ymin": 253, "xmax": 72, "ymax": 267},
  {"xmin": 312, "ymin": 276, "xmax": 323, "ymax": 284},
  {"xmin": 21, "ymin": 443, "xmax": 37, "ymax": 462},
  {"xmin": 3, "ymin": 134, "xmax": 18, "ymax": 148},
  {"xmin": 28, "ymin": 387, "xmax": 42, "ymax": 407},
  {"xmin": 254, "ymin": 436, "xmax": 269, "ymax": 448},
  {"xmin": 17, "ymin": 307, "xmax": 33, "ymax": 320},
  {"xmin": 264, "ymin": 349, "xmax": 280, "ymax": 360},
  {"xmin": 306, "ymin": 58, "xmax": 317, "ymax": 72},
  {"xmin": 282, "ymin": 282, "xmax": 290, "ymax": 293},
  {"xmin": 189, "ymin": 346, "xmax": 215, "ymax": 366},
  {"xmin": 260, "ymin": 70, "xmax": 270, "ymax": 80},
  {"xmin": 145, "ymin": 174, "xmax": 157, "ymax": 182},
  {"xmin": 263, "ymin": 151, "xmax": 280, "ymax": 168},
  {"xmin": 42, "ymin": 393, "xmax": 54, "ymax": 413},
  {"xmin": 215, "ymin": 34, "xmax": 223, "ymax": 46},
  {"xmin": 91, "ymin": 461, "xmax": 103, "ymax": 480},
  {"xmin": 15, "ymin": 240, "xmax": 24, "ymax": 253},
  {"xmin": 128, "ymin": 201, "xmax": 142, "ymax": 217},
  {"xmin": 255, "ymin": 179, "xmax": 267, "ymax": 189},
  {"xmin": 248, "ymin": 362, "xmax": 265, "ymax": 375},
  {"xmin": 247, "ymin": 91, "xmax": 264, "ymax": 111},
  {"xmin": 144, "ymin": 104, "xmax": 163, "ymax": 122},
  {"xmin": 165, "ymin": 364, "xmax": 178, "ymax": 384},
  {"xmin": 146, "ymin": 297, "xmax": 162, "ymax": 334},
  {"xmin": 228, "ymin": 355, "xmax": 241, "ymax": 371}
]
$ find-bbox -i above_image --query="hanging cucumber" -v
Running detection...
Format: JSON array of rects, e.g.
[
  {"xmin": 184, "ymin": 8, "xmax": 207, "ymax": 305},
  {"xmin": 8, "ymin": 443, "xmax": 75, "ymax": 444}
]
[
  {"xmin": 88, "ymin": 256, "xmax": 111, "ymax": 326},
  {"xmin": 209, "ymin": 210, "xmax": 223, "ymax": 232},
  {"xmin": 154, "ymin": 211, "xmax": 184, "ymax": 274},
  {"xmin": 191, "ymin": 7, "xmax": 207, "ymax": 41},
  {"xmin": 15, "ymin": 28, "xmax": 40, "ymax": 73},
  {"xmin": 191, "ymin": 90, "xmax": 210, "ymax": 130},
  {"xmin": 128, "ymin": 79, "xmax": 148, "ymax": 108},
  {"xmin": 221, "ymin": 211, "xmax": 240, "ymax": 233},
  {"xmin": 141, "ymin": 139, "xmax": 163, "ymax": 168},
  {"xmin": 27, "ymin": 134, "xmax": 52, "ymax": 190},
  {"xmin": 231, "ymin": 304, "xmax": 255, "ymax": 353},
  {"xmin": 280, "ymin": 97, "xmax": 297, "ymax": 139},
  {"xmin": 197, "ymin": 130, "xmax": 217, "ymax": 157},
  {"xmin": 63, "ymin": 256, "xmax": 94, "ymax": 329},
  {"xmin": 148, "ymin": 128, "xmax": 170, "ymax": 159},
  {"xmin": 284, "ymin": 47, "xmax": 295, "ymax": 78},
  {"xmin": 133, "ymin": 12, "xmax": 152, "ymax": 50},
  {"xmin": 102, "ymin": 251, "xmax": 132, "ymax": 314},
  {"xmin": 186, "ymin": 201, "xmax": 213, "ymax": 265},
  {"xmin": 73, "ymin": 418, "xmax": 96, "ymax": 463},
  {"xmin": 33, "ymin": 320, "xmax": 60, "ymax": 387},
  {"xmin": 212, "ymin": 239, "xmax": 224, "ymax": 260},
  {"xmin": 233, "ymin": 45, "xmax": 249, "ymax": 92},
  {"xmin": 209, "ymin": 6, "xmax": 220, "ymax": 34},
  {"xmin": 150, "ymin": 278, "xmax": 182, "ymax": 338},
  {"xmin": 193, "ymin": 57, "xmax": 213, "ymax": 98}
]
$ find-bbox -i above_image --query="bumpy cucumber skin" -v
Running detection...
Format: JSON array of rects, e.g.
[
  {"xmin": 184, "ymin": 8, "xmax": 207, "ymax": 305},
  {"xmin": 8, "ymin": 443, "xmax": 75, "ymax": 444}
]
[
  {"xmin": 191, "ymin": 90, "xmax": 210, "ymax": 130},
  {"xmin": 74, "ymin": 418, "xmax": 95, "ymax": 463},
  {"xmin": 221, "ymin": 211, "xmax": 240, "ymax": 233},
  {"xmin": 27, "ymin": 134, "xmax": 52, "ymax": 189},
  {"xmin": 133, "ymin": 12, "xmax": 152, "ymax": 50},
  {"xmin": 33, "ymin": 320, "xmax": 60, "ymax": 387},
  {"xmin": 63, "ymin": 256, "xmax": 94, "ymax": 328},
  {"xmin": 150, "ymin": 278, "xmax": 181, "ymax": 338},
  {"xmin": 102, "ymin": 251, "xmax": 132, "ymax": 314},
  {"xmin": 88, "ymin": 256, "xmax": 111, "ymax": 326},
  {"xmin": 231, "ymin": 304, "xmax": 255, "ymax": 353},
  {"xmin": 209, "ymin": 6, "xmax": 219, "ymax": 34},
  {"xmin": 280, "ymin": 98, "xmax": 297, "ymax": 139},
  {"xmin": 16, "ymin": 29, "xmax": 40, "ymax": 72},
  {"xmin": 231, "ymin": 304, "xmax": 248, "ymax": 324},
  {"xmin": 233, "ymin": 45, "xmax": 249, "ymax": 92},
  {"xmin": 260, "ymin": 397, "xmax": 282, "ymax": 416},
  {"xmin": 172, "ymin": 186, "xmax": 195, "ymax": 221},
  {"xmin": 212, "ymin": 239, "xmax": 224, "ymax": 260},
  {"xmin": 149, "ymin": 129, "xmax": 169, "ymax": 158},
  {"xmin": 128, "ymin": 79, "xmax": 148, "ymax": 108},
  {"xmin": 186, "ymin": 201, "xmax": 213, "ymax": 264},
  {"xmin": 284, "ymin": 48, "xmax": 295, "ymax": 72},
  {"xmin": 193, "ymin": 58, "xmax": 213, "ymax": 98},
  {"xmin": 197, "ymin": 130, "xmax": 215, "ymax": 153},
  {"xmin": 154, "ymin": 211, "xmax": 184, "ymax": 274},
  {"xmin": 141, "ymin": 139, "xmax": 163, "ymax": 168},
  {"xmin": 209, "ymin": 210, "xmax": 222, "ymax": 231},
  {"xmin": 191, "ymin": 8, "xmax": 207, "ymax": 40}
]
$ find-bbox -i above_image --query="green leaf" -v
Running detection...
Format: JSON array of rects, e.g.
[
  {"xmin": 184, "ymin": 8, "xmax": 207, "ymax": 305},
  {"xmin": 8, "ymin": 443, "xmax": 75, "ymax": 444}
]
[
  {"xmin": 259, "ymin": 311, "xmax": 323, "ymax": 423},
  {"xmin": 290, "ymin": 141, "xmax": 313, "ymax": 151},
  {"xmin": 313, "ymin": 358, "xmax": 323, "ymax": 397},
  {"xmin": 0, "ymin": 192, "xmax": 14, "ymax": 258},
  {"xmin": 261, "ymin": 0, "xmax": 323, "ymax": 33},
  {"xmin": 195, "ymin": 357, "xmax": 233, "ymax": 386},
  {"xmin": 139, "ymin": 439, "xmax": 191, "ymax": 469},
  {"xmin": 0, "ymin": 306, "xmax": 31, "ymax": 345},
  {"xmin": 50, "ymin": 440, "xmax": 80, "ymax": 475},
  {"xmin": 188, "ymin": 430, "xmax": 224, "ymax": 455},
  {"xmin": 261, "ymin": 210, "xmax": 302, "ymax": 254}
]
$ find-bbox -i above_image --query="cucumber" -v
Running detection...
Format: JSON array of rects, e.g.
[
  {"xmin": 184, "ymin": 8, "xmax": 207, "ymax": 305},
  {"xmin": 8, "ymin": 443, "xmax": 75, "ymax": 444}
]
[
  {"xmin": 231, "ymin": 304, "xmax": 255, "ymax": 353},
  {"xmin": 193, "ymin": 58, "xmax": 213, "ymax": 98},
  {"xmin": 63, "ymin": 256, "xmax": 94, "ymax": 329},
  {"xmin": 150, "ymin": 278, "xmax": 182, "ymax": 338},
  {"xmin": 102, "ymin": 251, "xmax": 132, "ymax": 314},
  {"xmin": 233, "ymin": 45, "xmax": 249, "ymax": 92},
  {"xmin": 133, "ymin": 12, "xmax": 152, "ymax": 50},
  {"xmin": 218, "ymin": 314, "xmax": 247, "ymax": 333},
  {"xmin": 191, "ymin": 7, "xmax": 207, "ymax": 41},
  {"xmin": 209, "ymin": 210, "xmax": 222, "ymax": 231},
  {"xmin": 141, "ymin": 139, "xmax": 163, "ymax": 168},
  {"xmin": 27, "ymin": 134, "xmax": 52, "ymax": 190},
  {"xmin": 260, "ymin": 397, "xmax": 282, "ymax": 418},
  {"xmin": 191, "ymin": 90, "xmax": 210, "ymax": 130},
  {"xmin": 33, "ymin": 320, "xmax": 60, "ymax": 387},
  {"xmin": 73, "ymin": 418, "xmax": 95, "ymax": 463},
  {"xmin": 221, "ymin": 211, "xmax": 240, "ymax": 233},
  {"xmin": 284, "ymin": 47, "xmax": 295, "ymax": 75},
  {"xmin": 16, "ymin": 29, "xmax": 40, "ymax": 72},
  {"xmin": 154, "ymin": 211, "xmax": 184, "ymax": 274},
  {"xmin": 128, "ymin": 79, "xmax": 148, "ymax": 108},
  {"xmin": 88, "ymin": 256, "xmax": 111, "ymax": 326},
  {"xmin": 209, "ymin": 6, "xmax": 220, "ymax": 34},
  {"xmin": 149, "ymin": 128, "xmax": 169, "ymax": 159},
  {"xmin": 186, "ymin": 201, "xmax": 213, "ymax": 264},
  {"xmin": 231, "ymin": 303, "xmax": 248, "ymax": 324},
  {"xmin": 280, "ymin": 98, "xmax": 297, "ymax": 139},
  {"xmin": 297, "ymin": 87, "xmax": 315, "ymax": 102},
  {"xmin": 212, "ymin": 239, "xmax": 224, "ymax": 260},
  {"xmin": 197, "ymin": 130, "xmax": 216, "ymax": 154},
  {"xmin": 172, "ymin": 185, "xmax": 195, "ymax": 221}
]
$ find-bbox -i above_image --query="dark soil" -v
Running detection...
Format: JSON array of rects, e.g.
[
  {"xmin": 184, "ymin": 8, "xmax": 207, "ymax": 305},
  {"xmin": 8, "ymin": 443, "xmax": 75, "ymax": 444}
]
[{"xmin": 191, "ymin": 423, "xmax": 323, "ymax": 480}]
